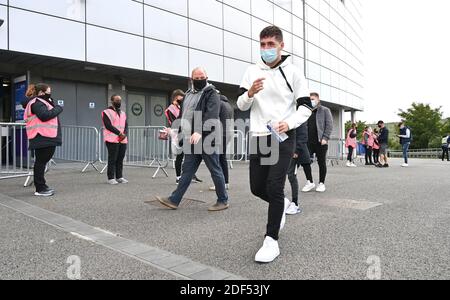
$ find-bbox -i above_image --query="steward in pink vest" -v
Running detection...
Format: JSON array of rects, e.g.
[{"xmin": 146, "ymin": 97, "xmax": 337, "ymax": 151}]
[
  {"xmin": 23, "ymin": 83, "xmax": 63, "ymax": 197},
  {"xmin": 345, "ymin": 128, "xmax": 357, "ymax": 149},
  {"xmin": 102, "ymin": 108, "xmax": 128, "ymax": 144},
  {"xmin": 25, "ymin": 98, "xmax": 59, "ymax": 140}
]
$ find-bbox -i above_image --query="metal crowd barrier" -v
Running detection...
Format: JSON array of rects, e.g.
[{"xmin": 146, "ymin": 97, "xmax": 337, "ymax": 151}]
[
  {"xmin": 99, "ymin": 126, "xmax": 170, "ymax": 178},
  {"xmin": 0, "ymin": 123, "xmax": 33, "ymax": 186},
  {"xmin": 388, "ymin": 148, "xmax": 442, "ymax": 159},
  {"xmin": 327, "ymin": 138, "xmax": 345, "ymax": 166},
  {"xmin": 226, "ymin": 130, "xmax": 246, "ymax": 169},
  {"xmin": 53, "ymin": 126, "xmax": 100, "ymax": 172}
]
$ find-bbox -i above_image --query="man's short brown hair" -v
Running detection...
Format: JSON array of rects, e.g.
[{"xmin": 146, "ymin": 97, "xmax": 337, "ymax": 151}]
[
  {"xmin": 171, "ymin": 89, "xmax": 185, "ymax": 101},
  {"xmin": 310, "ymin": 92, "xmax": 320, "ymax": 98},
  {"xmin": 260, "ymin": 26, "xmax": 283, "ymax": 42}
]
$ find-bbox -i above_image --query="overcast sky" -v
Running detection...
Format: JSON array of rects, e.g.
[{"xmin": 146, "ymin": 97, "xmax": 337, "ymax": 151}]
[{"xmin": 358, "ymin": 0, "xmax": 450, "ymax": 123}]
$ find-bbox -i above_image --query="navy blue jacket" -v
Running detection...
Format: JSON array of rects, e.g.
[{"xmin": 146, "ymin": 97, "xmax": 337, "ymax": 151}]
[{"xmin": 378, "ymin": 127, "xmax": 389, "ymax": 144}]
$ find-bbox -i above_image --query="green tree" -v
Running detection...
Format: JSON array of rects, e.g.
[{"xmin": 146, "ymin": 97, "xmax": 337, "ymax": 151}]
[
  {"xmin": 398, "ymin": 103, "xmax": 443, "ymax": 149},
  {"xmin": 441, "ymin": 118, "xmax": 450, "ymax": 136}
]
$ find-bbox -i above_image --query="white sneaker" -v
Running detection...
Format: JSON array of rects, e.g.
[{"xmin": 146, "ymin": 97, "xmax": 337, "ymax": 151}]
[
  {"xmin": 107, "ymin": 179, "xmax": 119, "ymax": 185},
  {"xmin": 254, "ymin": 236, "xmax": 280, "ymax": 263},
  {"xmin": 346, "ymin": 161, "xmax": 352, "ymax": 167},
  {"xmin": 316, "ymin": 183, "xmax": 326, "ymax": 193},
  {"xmin": 302, "ymin": 181, "xmax": 316, "ymax": 193},
  {"xmin": 209, "ymin": 184, "xmax": 229, "ymax": 191},
  {"xmin": 351, "ymin": 163, "xmax": 357, "ymax": 168},
  {"xmin": 286, "ymin": 202, "xmax": 302, "ymax": 215},
  {"xmin": 280, "ymin": 198, "xmax": 290, "ymax": 230},
  {"xmin": 402, "ymin": 163, "xmax": 409, "ymax": 167},
  {"xmin": 117, "ymin": 178, "xmax": 129, "ymax": 184}
]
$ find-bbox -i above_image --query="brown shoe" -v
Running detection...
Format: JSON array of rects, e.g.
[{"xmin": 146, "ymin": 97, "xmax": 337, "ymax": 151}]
[
  {"xmin": 156, "ymin": 196, "xmax": 178, "ymax": 210},
  {"xmin": 208, "ymin": 202, "xmax": 229, "ymax": 212}
]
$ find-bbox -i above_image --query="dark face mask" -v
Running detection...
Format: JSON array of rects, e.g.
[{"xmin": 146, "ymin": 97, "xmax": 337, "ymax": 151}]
[
  {"xmin": 40, "ymin": 93, "xmax": 51, "ymax": 100},
  {"xmin": 113, "ymin": 102, "xmax": 121, "ymax": 109},
  {"xmin": 193, "ymin": 79, "xmax": 207, "ymax": 91}
]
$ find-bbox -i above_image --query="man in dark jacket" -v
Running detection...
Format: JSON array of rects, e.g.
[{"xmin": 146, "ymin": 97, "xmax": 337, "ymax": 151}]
[
  {"xmin": 165, "ymin": 89, "xmax": 202, "ymax": 184},
  {"xmin": 376, "ymin": 121, "xmax": 390, "ymax": 168},
  {"xmin": 155, "ymin": 67, "xmax": 229, "ymax": 212},
  {"xmin": 285, "ymin": 121, "xmax": 313, "ymax": 215},
  {"xmin": 210, "ymin": 94, "xmax": 234, "ymax": 191},
  {"xmin": 307, "ymin": 92, "xmax": 333, "ymax": 193}
]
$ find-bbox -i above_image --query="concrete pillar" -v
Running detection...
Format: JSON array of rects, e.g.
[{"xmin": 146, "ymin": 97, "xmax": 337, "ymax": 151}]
[{"xmin": 351, "ymin": 110, "xmax": 356, "ymax": 123}]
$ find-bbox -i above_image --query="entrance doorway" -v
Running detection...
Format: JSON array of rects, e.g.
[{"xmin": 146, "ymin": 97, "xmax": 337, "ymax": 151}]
[
  {"xmin": 127, "ymin": 92, "xmax": 168, "ymax": 127},
  {"xmin": 0, "ymin": 76, "xmax": 12, "ymax": 122}
]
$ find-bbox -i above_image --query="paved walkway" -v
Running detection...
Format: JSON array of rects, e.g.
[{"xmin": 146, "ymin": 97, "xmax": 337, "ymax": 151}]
[{"xmin": 1, "ymin": 158, "xmax": 449, "ymax": 280}]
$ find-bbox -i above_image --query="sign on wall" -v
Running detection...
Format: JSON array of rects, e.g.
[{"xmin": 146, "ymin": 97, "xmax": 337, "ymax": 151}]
[{"xmin": 13, "ymin": 75, "xmax": 28, "ymax": 122}]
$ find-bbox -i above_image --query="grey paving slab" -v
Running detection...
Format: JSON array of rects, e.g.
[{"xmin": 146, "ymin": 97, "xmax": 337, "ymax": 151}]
[
  {"xmin": 120, "ymin": 243, "xmax": 156, "ymax": 256},
  {"xmin": 190, "ymin": 268, "xmax": 231, "ymax": 280},
  {"xmin": 152, "ymin": 255, "xmax": 190, "ymax": 269},
  {"xmin": 136, "ymin": 250, "xmax": 172, "ymax": 262},
  {"xmin": 170, "ymin": 262, "xmax": 210, "ymax": 277}
]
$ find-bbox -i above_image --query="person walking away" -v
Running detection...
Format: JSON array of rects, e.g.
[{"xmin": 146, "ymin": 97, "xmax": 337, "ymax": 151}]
[
  {"xmin": 210, "ymin": 94, "xmax": 234, "ymax": 191},
  {"xmin": 372, "ymin": 129, "xmax": 380, "ymax": 165},
  {"xmin": 155, "ymin": 67, "xmax": 229, "ymax": 212},
  {"xmin": 286, "ymin": 121, "xmax": 311, "ymax": 215},
  {"xmin": 398, "ymin": 121, "xmax": 412, "ymax": 167},
  {"xmin": 376, "ymin": 121, "xmax": 390, "ymax": 168},
  {"xmin": 345, "ymin": 123, "xmax": 357, "ymax": 167},
  {"xmin": 23, "ymin": 83, "xmax": 63, "ymax": 197},
  {"xmin": 442, "ymin": 134, "xmax": 450, "ymax": 161},
  {"xmin": 102, "ymin": 95, "xmax": 129, "ymax": 185},
  {"xmin": 237, "ymin": 26, "xmax": 313, "ymax": 263},
  {"xmin": 165, "ymin": 89, "xmax": 202, "ymax": 184},
  {"xmin": 307, "ymin": 92, "xmax": 334, "ymax": 193}
]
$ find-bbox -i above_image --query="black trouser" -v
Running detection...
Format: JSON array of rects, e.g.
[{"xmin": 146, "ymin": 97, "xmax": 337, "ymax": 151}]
[
  {"xmin": 347, "ymin": 146, "xmax": 354, "ymax": 162},
  {"xmin": 308, "ymin": 142, "xmax": 328, "ymax": 184},
  {"xmin": 219, "ymin": 138, "xmax": 229, "ymax": 184},
  {"xmin": 106, "ymin": 142, "xmax": 127, "ymax": 180},
  {"xmin": 365, "ymin": 146, "xmax": 373, "ymax": 164},
  {"xmin": 34, "ymin": 146, "xmax": 56, "ymax": 192},
  {"xmin": 373, "ymin": 149, "xmax": 380, "ymax": 164},
  {"xmin": 442, "ymin": 146, "xmax": 449, "ymax": 161},
  {"xmin": 302, "ymin": 163, "xmax": 313, "ymax": 183},
  {"xmin": 249, "ymin": 132, "xmax": 295, "ymax": 241},
  {"xmin": 175, "ymin": 152, "xmax": 184, "ymax": 177},
  {"xmin": 175, "ymin": 151, "xmax": 200, "ymax": 179},
  {"xmin": 287, "ymin": 158, "xmax": 300, "ymax": 205}
]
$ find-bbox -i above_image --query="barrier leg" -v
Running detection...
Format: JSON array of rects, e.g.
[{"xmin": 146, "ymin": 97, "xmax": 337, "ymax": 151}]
[
  {"xmin": 24, "ymin": 174, "xmax": 33, "ymax": 187},
  {"xmin": 152, "ymin": 160, "xmax": 169, "ymax": 178},
  {"xmin": 100, "ymin": 164, "xmax": 108, "ymax": 174}
]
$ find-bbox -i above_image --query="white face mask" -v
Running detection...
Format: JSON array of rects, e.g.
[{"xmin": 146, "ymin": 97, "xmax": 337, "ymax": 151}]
[{"xmin": 312, "ymin": 100, "xmax": 319, "ymax": 108}]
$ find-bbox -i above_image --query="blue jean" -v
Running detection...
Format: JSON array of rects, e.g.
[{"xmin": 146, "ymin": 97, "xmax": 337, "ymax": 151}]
[
  {"xmin": 402, "ymin": 143, "xmax": 410, "ymax": 164},
  {"xmin": 169, "ymin": 153, "xmax": 228, "ymax": 205}
]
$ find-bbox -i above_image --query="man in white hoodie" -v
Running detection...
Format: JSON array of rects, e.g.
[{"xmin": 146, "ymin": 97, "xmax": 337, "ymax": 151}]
[{"xmin": 237, "ymin": 26, "xmax": 313, "ymax": 263}]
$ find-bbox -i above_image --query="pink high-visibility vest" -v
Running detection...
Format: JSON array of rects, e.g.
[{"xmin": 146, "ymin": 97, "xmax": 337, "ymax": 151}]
[
  {"xmin": 24, "ymin": 98, "xmax": 58, "ymax": 140},
  {"xmin": 345, "ymin": 129, "xmax": 357, "ymax": 148},
  {"xmin": 102, "ymin": 109, "xmax": 128, "ymax": 144},
  {"xmin": 373, "ymin": 136, "xmax": 380, "ymax": 150},
  {"xmin": 367, "ymin": 132, "xmax": 375, "ymax": 147},
  {"xmin": 165, "ymin": 104, "xmax": 180, "ymax": 126}
]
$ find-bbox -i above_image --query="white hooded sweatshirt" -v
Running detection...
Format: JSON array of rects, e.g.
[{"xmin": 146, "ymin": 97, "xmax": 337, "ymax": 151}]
[{"xmin": 237, "ymin": 56, "xmax": 312, "ymax": 137}]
